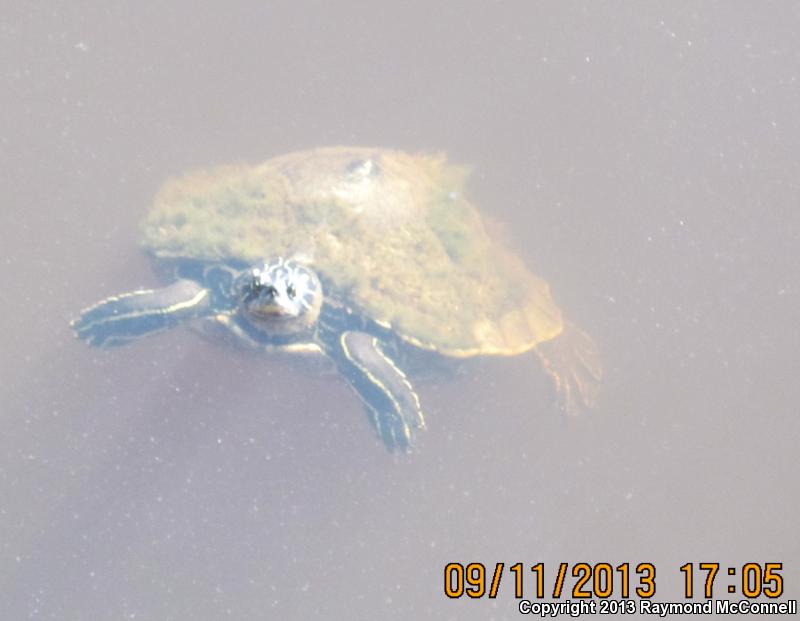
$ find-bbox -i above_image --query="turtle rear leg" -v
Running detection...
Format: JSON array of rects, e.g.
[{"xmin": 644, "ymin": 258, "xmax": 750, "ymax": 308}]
[
  {"xmin": 71, "ymin": 280, "xmax": 210, "ymax": 347},
  {"xmin": 334, "ymin": 331, "xmax": 426, "ymax": 452},
  {"xmin": 534, "ymin": 321, "xmax": 602, "ymax": 414}
]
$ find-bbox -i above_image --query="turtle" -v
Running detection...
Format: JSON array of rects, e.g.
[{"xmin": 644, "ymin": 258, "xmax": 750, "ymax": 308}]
[{"xmin": 71, "ymin": 146, "xmax": 601, "ymax": 451}]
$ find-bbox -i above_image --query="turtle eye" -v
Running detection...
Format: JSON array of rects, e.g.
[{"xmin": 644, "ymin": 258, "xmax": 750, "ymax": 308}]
[{"xmin": 286, "ymin": 284, "xmax": 296, "ymax": 299}]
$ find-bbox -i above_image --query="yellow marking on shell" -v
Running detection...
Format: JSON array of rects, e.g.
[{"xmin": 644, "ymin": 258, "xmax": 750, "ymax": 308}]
[{"xmin": 73, "ymin": 289, "xmax": 209, "ymax": 332}]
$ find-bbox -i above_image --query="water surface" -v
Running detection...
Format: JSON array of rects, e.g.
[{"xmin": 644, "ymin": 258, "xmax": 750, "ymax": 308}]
[{"xmin": 1, "ymin": 2, "xmax": 798, "ymax": 619}]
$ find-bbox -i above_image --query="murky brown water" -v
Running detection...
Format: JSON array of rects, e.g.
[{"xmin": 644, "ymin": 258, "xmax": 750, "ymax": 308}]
[{"xmin": 2, "ymin": 3, "xmax": 798, "ymax": 619}]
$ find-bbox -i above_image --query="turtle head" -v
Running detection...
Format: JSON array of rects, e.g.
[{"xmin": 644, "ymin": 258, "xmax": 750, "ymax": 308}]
[{"xmin": 236, "ymin": 258, "xmax": 323, "ymax": 336}]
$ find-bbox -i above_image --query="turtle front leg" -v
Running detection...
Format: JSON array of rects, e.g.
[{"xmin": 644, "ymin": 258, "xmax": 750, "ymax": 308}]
[
  {"xmin": 334, "ymin": 331, "xmax": 426, "ymax": 452},
  {"xmin": 71, "ymin": 280, "xmax": 211, "ymax": 347}
]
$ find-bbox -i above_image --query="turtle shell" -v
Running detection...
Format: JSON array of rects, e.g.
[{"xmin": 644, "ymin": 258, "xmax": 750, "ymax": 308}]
[{"xmin": 140, "ymin": 147, "xmax": 563, "ymax": 357}]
